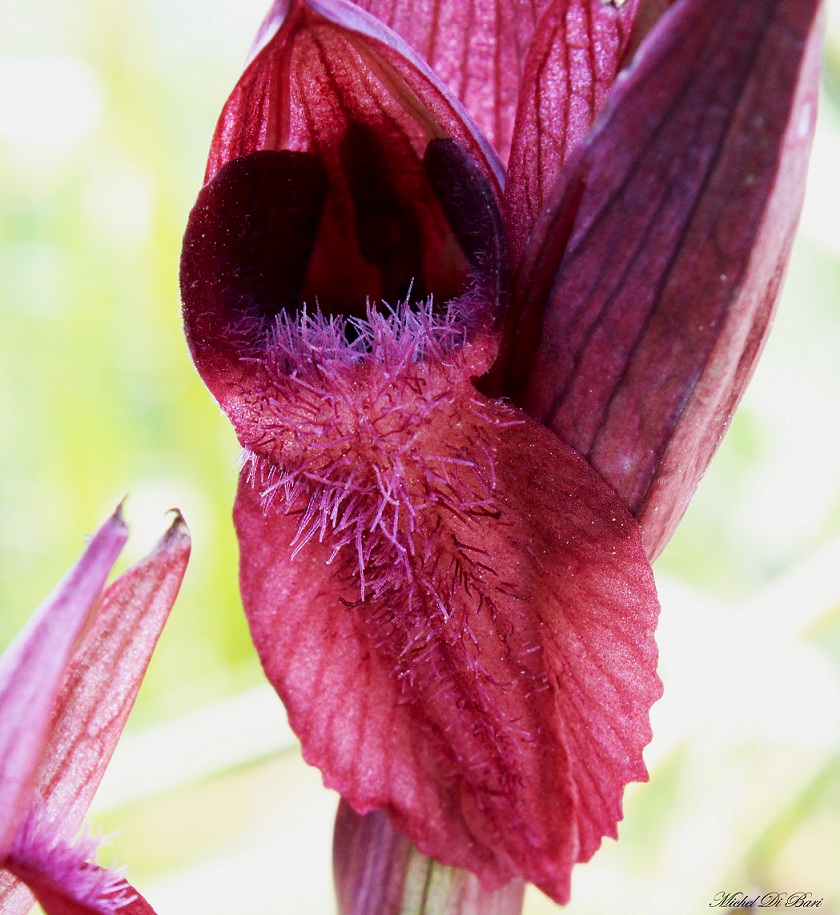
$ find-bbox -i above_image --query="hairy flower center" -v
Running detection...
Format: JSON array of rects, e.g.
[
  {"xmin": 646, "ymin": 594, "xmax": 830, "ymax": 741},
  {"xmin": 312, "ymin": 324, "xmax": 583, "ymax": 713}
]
[{"xmin": 242, "ymin": 301, "xmax": 507, "ymax": 613}]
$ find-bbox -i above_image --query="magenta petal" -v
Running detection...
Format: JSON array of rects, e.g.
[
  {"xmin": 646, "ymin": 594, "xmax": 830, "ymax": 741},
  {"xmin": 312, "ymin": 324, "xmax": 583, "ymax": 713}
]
[
  {"xmin": 236, "ymin": 388, "xmax": 659, "ymax": 901},
  {"xmin": 0, "ymin": 509, "xmax": 127, "ymax": 861},
  {"xmin": 502, "ymin": 0, "xmax": 823, "ymax": 558},
  {"xmin": 505, "ymin": 0, "xmax": 641, "ymax": 264},
  {"xmin": 31, "ymin": 514, "xmax": 190, "ymax": 838},
  {"xmin": 8, "ymin": 854, "xmax": 156, "ymax": 915}
]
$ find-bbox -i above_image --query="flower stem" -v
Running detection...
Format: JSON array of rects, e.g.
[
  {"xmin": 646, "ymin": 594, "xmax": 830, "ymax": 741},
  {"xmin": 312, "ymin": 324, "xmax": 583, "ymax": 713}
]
[{"xmin": 333, "ymin": 800, "xmax": 525, "ymax": 915}]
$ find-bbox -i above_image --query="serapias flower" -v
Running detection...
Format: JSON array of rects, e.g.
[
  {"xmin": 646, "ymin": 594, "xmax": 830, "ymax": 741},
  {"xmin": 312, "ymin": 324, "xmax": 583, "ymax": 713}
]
[
  {"xmin": 180, "ymin": 0, "xmax": 823, "ymax": 904},
  {"xmin": 0, "ymin": 507, "xmax": 190, "ymax": 914}
]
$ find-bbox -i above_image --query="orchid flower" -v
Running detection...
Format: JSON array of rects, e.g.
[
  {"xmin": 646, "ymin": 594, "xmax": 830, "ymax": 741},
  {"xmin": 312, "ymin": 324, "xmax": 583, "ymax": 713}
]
[
  {"xmin": 0, "ymin": 507, "xmax": 190, "ymax": 915},
  {"xmin": 180, "ymin": 0, "xmax": 823, "ymax": 907}
]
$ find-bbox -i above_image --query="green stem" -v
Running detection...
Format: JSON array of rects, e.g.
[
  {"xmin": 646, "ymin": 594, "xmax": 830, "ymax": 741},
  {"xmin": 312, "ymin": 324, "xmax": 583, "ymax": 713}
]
[{"xmin": 333, "ymin": 800, "xmax": 525, "ymax": 915}]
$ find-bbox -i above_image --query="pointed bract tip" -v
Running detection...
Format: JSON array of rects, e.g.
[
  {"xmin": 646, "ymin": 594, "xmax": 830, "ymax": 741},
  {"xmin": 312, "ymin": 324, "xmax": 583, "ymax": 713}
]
[
  {"xmin": 164, "ymin": 509, "xmax": 190, "ymax": 540},
  {"xmin": 112, "ymin": 496, "xmax": 129, "ymax": 528},
  {"xmin": 159, "ymin": 511, "xmax": 192, "ymax": 558}
]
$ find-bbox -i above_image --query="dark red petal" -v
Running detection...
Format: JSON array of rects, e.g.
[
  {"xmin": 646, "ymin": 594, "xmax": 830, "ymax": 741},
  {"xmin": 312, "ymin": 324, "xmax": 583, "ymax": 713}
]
[
  {"xmin": 505, "ymin": 0, "xmax": 641, "ymax": 265},
  {"xmin": 182, "ymin": 0, "xmax": 505, "ymax": 415},
  {"xmin": 424, "ymin": 139, "xmax": 508, "ymax": 307},
  {"xmin": 236, "ymin": 400, "xmax": 660, "ymax": 902},
  {"xmin": 180, "ymin": 150, "xmax": 329, "ymax": 410},
  {"xmin": 622, "ymin": 0, "xmax": 676, "ymax": 59},
  {"xmin": 498, "ymin": 0, "xmax": 823, "ymax": 558},
  {"xmin": 32, "ymin": 516, "xmax": 190, "ymax": 838},
  {"xmin": 0, "ymin": 510, "xmax": 127, "ymax": 861},
  {"xmin": 214, "ymin": 0, "xmax": 502, "ymax": 182},
  {"xmin": 255, "ymin": 0, "xmax": 546, "ymax": 160},
  {"xmin": 333, "ymin": 800, "xmax": 525, "ymax": 914}
]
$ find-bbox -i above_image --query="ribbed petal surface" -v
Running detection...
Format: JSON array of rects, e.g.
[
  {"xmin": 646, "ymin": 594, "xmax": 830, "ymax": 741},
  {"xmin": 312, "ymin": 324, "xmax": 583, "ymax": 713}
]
[
  {"xmin": 500, "ymin": 0, "xmax": 824, "ymax": 558},
  {"xmin": 235, "ymin": 345, "xmax": 660, "ymax": 901},
  {"xmin": 354, "ymin": 0, "xmax": 543, "ymax": 159},
  {"xmin": 206, "ymin": 0, "xmax": 501, "ymax": 196},
  {"xmin": 254, "ymin": 0, "xmax": 545, "ymax": 160},
  {"xmin": 505, "ymin": 0, "xmax": 640, "ymax": 264}
]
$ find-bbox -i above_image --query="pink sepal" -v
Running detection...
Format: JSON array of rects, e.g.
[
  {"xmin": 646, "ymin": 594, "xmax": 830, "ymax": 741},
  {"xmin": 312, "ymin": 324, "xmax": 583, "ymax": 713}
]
[
  {"xmin": 0, "ymin": 514, "xmax": 190, "ymax": 913},
  {"xmin": 0, "ymin": 510, "xmax": 127, "ymax": 860},
  {"xmin": 33, "ymin": 513, "xmax": 191, "ymax": 832}
]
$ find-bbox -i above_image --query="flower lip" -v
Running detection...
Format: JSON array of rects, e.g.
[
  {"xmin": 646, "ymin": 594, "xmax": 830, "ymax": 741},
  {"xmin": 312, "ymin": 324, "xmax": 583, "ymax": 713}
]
[
  {"xmin": 240, "ymin": 300, "xmax": 493, "ymax": 483},
  {"xmin": 236, "ymin": 370, "xmax": 662, "ymax": 901},
  {"xmin": 180, "ymin": 0, "xmax": 825, "ymax": 902}
]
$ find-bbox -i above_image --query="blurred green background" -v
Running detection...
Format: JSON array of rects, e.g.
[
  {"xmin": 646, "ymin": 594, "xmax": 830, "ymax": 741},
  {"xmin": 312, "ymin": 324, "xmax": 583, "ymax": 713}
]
[{"xmin": 1, "ymin": 1, "xmax": 840, "ymax": 912}]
